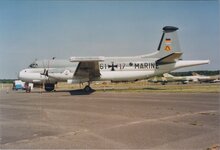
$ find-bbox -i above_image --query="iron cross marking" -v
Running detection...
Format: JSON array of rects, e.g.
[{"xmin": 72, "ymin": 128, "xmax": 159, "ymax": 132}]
[{"xmin": 108, "ymin": 62, "xmax": 118, "ymax": 71}]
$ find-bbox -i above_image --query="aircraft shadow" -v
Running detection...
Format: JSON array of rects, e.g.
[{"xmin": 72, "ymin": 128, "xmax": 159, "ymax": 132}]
[
  {"xmin": 68, "ymin": 89, "xmax": 95, "ymax": 95},
  {"xmin": 52, "ymin": 89, "xmax": 95, "ymax": 95},
  {"xmin": 55, "ymin": 87, "xmax": 162, "ymax": 95},
  {"xmin": 26, "ymin": 87, "xmax": 163, "ymax": 95},
  {"xmin": 29, "ymin": 89, "xmax": 95, "ymax": 95},
  {"xmin": 142, "ymin": 87, "xmax": 165, "ymax": 90}
]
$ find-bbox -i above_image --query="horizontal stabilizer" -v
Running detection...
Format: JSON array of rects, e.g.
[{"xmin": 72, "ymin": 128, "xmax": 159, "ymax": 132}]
[
  {"xmin": 175, "ymin": 60, "xmax": 210, "ymax": 69},
  {"xmin": 70, "ymin": 56, "xmax": 105, "ymax": 62},
  {"xmin": 156, "ymin": 52, "xmax": 182, "ymax": 64}
]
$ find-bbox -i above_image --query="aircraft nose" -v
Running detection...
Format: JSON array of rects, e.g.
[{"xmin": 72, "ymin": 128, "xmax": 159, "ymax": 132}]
[
  {"xmin": 18, "ymin": 71, "xmax": 23, "ymax": 80},
  {"xmin": 18, "ymin": 69, "xmax": 26, "ymax": 81},
  {"xmin": 18, "ymin": 72, "xmax": 20, "ymax": 79}
]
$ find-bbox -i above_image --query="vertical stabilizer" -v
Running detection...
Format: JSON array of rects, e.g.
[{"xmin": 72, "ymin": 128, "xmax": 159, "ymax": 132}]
[
  {"xmin": 141, "ymin": 26, "xmax": 182, "ymax": 60},
  {"xmin": 158, "ymin": 26, "xmax": 181, "ymax": 55}
]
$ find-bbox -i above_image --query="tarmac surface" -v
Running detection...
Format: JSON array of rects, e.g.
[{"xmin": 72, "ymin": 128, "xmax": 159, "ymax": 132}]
[{"xmin": 0, "ymin": 89, "xmax": 219, "ymax": 149}]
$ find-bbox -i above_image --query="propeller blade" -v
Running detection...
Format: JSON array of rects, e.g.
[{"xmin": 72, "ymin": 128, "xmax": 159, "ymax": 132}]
[
  {"xmin": 40, "ymin": 69, "xmax": 46, "ymax": 75},
  {"xmin": 40, "ymin": 69, "xmax": 49, "ymax": 77},
  {"xmin": 45, "ymin": 70, "xmax": 49, "ymax": 77}
]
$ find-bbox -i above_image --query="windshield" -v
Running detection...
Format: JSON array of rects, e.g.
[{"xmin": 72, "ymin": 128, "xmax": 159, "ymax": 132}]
[{"xmin": 29, "ymin": 62, "xmax": 38, "ymax": 68}]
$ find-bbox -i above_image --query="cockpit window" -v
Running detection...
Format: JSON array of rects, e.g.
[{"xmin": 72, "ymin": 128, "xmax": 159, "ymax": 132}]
[{"xmin": 29, "ymin": 63, "xmax": 38, "ymax": 68}]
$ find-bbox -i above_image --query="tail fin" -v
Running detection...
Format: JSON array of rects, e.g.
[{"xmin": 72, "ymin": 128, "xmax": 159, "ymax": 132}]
[
  {"xmin": 140, "ymin": 26, "xmax": 182, "ymax": 60},
  {"xmin": 163, "ymin": 73, "xmax": 174, "ymax": 78},
  {"xmin": 157, "ymin": 26, "xmax": 181, "ymax": 56}
]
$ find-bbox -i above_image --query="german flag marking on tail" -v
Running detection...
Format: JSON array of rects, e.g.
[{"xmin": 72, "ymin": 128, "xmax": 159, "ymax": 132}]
[
  {"xmin": 165, "ymin": 38, "xmax": 171, "ymax": 44},
  {"xmin": 165, "ymin": 38, "xmax": 171, "ymax": 42}
]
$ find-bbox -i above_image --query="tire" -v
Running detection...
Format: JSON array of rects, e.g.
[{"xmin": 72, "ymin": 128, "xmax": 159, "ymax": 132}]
[
  {"xmin": 84, "ymin": 85, "xmax": 92, "ymax": 92},
  {"xmin": 45, "ymin": 83, "xmax": 55, "ymax": 92}
]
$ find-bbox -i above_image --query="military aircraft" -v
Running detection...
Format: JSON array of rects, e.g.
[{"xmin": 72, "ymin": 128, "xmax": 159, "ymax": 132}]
[
  {"xmin": 149, "ymin": 72, "xmax": 220, "ymax": 85},
  {"xmin": 191, "ymin": 72, "xmax": 220, "ymax": 83},
  {"xmin": 149, "ymin": 73, "xmax": 203, "ymax": 85},
  {"xmin": 163, "ymin": 73, "xmax": 202, "ymax": 84},
  {"xmin": 18, "ymin": 26, "xmax": 210, "ymax": 92}
]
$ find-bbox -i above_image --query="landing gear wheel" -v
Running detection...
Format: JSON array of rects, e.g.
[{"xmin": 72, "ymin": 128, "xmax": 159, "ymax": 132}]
[
  {"xmin": 44, "ymin": 83, "xmax": 55, "ymax": 92},
  {"xmin": 84, "ymin": 85, "xmax": 92, "ymax": 92}
]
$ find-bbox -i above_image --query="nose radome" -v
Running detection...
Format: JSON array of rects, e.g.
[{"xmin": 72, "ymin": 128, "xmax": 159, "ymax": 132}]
[
  {"xmin": 18, "ymin": 71, "xmax": 23, "ymax": 80},
  {"xmin": 18, "ymin": 69, "xmax": 26, "ymax": 80}
]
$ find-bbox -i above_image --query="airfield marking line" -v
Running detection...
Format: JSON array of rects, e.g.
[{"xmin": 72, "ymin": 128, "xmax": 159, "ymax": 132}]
[{"xmin": 104, "ymin": 110, "xmax": 218, "ymax": 130}]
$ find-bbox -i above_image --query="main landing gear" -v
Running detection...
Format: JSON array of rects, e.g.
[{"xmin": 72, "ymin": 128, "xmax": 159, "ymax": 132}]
[
  {"xmin": 44, "ymin": 83, "xmax": 55, "ymax": 92},
  {"xmin": 83, "ymin": 82, "xmax": 93, "ymax": 92},
  {"xmin": 84, "ymin": 85, "xmax": 92, "ymax": 92},
  {"xmin": 43, "ymin": 82, "xmax": 93, "ymax": 93}
]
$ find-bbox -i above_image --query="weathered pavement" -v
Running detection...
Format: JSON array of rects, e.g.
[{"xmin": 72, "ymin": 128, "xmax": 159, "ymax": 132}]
[{"xmin": 0, "ymin": 90, "xmax": 219, "ymax": 149}]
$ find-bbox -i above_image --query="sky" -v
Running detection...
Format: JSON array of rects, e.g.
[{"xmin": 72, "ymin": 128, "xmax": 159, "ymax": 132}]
[{"xmin": 0, "ymin": 0, "xmax": 219, "ymax": 79}]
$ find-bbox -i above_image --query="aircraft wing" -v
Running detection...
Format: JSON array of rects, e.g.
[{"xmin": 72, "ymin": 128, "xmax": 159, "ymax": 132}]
[
  {"xmin": 156, "ymin": 52, "xmax": 182, "ymax": 65},
  {"xmin": 69, "ymin": 56, "xmax": 105, "ymax": 79}
]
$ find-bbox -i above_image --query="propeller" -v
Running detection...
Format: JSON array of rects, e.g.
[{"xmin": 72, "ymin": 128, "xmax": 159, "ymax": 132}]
[
  {"xmin": 40, "ymin": 57, "xmax": 59, "ymax": 83},
  {"xmin": 40, "ymin": 68, "xmax": 49, "ymax": 76},
  {"xmin": 40, "ymin": 59, "xmax": 50, "ymax": 81},
  {"xmin": 41, "ymin": 57, "xmax": 55, "ymax": 78}
]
